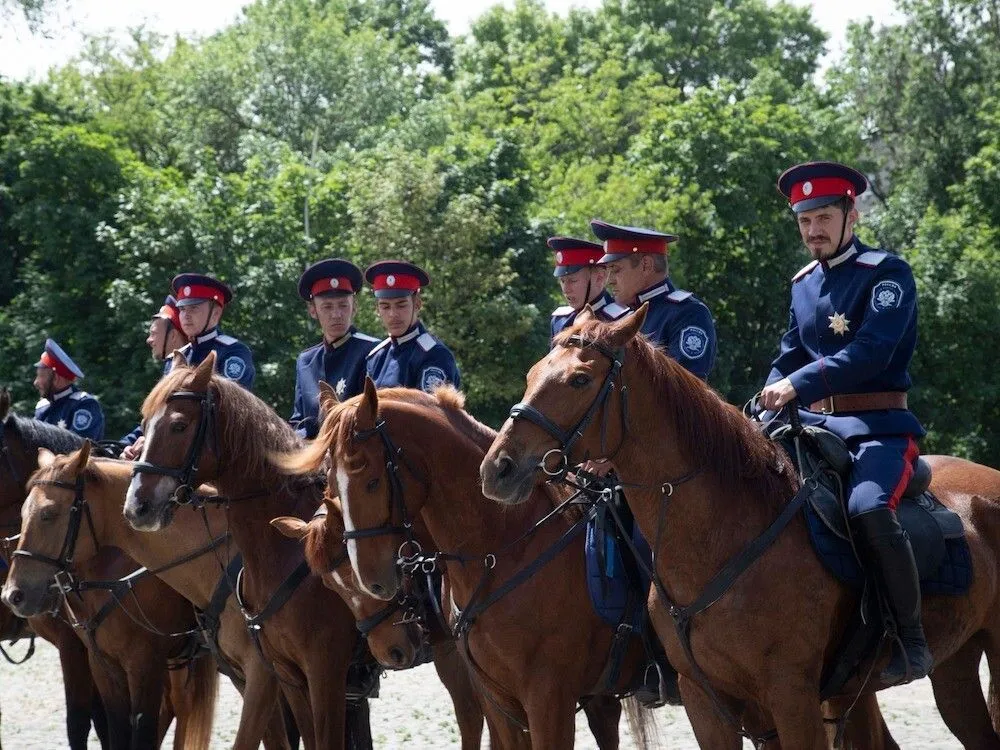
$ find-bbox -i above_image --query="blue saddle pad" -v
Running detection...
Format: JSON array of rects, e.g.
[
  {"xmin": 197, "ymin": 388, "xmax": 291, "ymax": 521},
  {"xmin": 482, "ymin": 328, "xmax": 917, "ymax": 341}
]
[
  {"xmin": 585, "ymin": 511, "xmax": 652, "ymax": 627},
  {"xmin": 805, "ymin": 495, "xmax": 972, "ymax": 596}
]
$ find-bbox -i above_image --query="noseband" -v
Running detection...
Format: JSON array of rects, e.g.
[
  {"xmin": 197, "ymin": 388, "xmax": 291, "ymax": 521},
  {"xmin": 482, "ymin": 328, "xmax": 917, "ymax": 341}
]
[
  {"xmin": 131, "ymin": 390, "xmax": 216, "ymax": 505},
  {"xmin": 13, "ymin": 474, "xmax": 95, "ymax": 583},
  {"xmin": 508, "ymin": 334, "xmax": 629, "ymax": 478}
]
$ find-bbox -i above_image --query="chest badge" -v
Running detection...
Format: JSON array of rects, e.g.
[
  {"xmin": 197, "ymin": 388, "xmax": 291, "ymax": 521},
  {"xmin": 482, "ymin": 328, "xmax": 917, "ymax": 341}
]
[
  {"xmin": 56, "ymin": 419, "xmax": 67, "ymax": 430},
  {"xmin": 828, "ymin": 312, "xmax": 851, "ymax": 336},
  {"xmin": 335, "ymin": 378, "xmax": 347, "ymax": 398}
]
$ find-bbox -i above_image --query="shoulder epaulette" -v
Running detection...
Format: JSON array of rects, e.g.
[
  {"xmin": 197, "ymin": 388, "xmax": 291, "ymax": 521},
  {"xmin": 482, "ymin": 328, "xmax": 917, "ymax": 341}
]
[
  {"xmin": 353, "ymin": 332, "xmax": 380, "ymax": 343},
  {"xmin": 366, "ymin": 338, "xmax": 391, "ymax": 358},
  {"xmin": 855, "ymin": 250, "xmax": 889, "ymax": 267},
  {"xmin": 602, "ymin": 302, "xmax": 630, "ymax": 320},
  {"xmin": 551, "ymin": 305, "xmax": 574, "ymax": 317},
  {"xmin": 178, "ymin": 343, "xmax": 192, "ymax": 355},
  {"xmin": 666, "ymin": 290, "xmax": 693, "ymax": 303},
  {"xmin": 70, "ymin": 391, "xmax": 88, "ymax": 401},
  {"xmin": 792, "ymin": 260, "xmax": 819, "ymax": 282},
  {"xmin": 216, "ymin": 334, "xmax": 238, "ymax": 346},
  {"xmin": 417, "ymin": 332, "xmax": 438, "ymax": 352},
  {"xmin": 35, "ymin": 398, "xmax": 50, "ymax": 411}
]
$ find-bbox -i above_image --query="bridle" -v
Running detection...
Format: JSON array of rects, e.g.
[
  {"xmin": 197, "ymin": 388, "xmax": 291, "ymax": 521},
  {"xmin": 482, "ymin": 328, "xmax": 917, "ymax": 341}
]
[
  {"xmin": 341, "ymin": 419, "xmax": 422, "ymax": 559},
  {"xmin": 131, "ymin": 389, "xmax": 217, "ymax": 505},
  {"xmin": 508, "ymin": 334, "xmax": 629, "ymax": 478}
]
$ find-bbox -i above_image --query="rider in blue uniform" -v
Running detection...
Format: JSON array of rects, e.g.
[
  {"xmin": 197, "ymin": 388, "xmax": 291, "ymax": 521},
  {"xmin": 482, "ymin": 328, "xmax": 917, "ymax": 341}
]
[
  {"xmin": 364, "ymin": 261, "xmax": 461, "ymax": 393},
  {"xmin": 760, "ymin": 160, "xmax": 931, "ymax": 685},
  {"xmin": 548, "ymin": 236, "xmax": 629, "ymax": 344},
  {"xmin": 593, "ymin": 220, "xmax": 717, "ymax": 381},
  {"xmin": 33, "ymin": 338, "xmax": 104, "ymax": 440},
  {"xmin": 290, "ymin": 259, "xmax": 380, "ymax": 439}
]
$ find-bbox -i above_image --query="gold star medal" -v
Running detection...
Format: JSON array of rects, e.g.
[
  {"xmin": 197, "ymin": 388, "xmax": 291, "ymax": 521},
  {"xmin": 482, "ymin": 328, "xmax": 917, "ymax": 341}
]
[{"xmin": 828, "ymin": 312, "xmax": 850, "ymax": 336}]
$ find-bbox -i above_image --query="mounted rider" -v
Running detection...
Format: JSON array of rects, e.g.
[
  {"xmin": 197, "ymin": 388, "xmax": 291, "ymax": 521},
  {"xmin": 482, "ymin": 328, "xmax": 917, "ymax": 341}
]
[
  {"xmin": 593, "ymin": 220, "xmax": 717, "ymax": 381},
  {"xmin": 33, "ymin": 338, "xmax": 105, "ymax": 441},
  {"xmin": 364, "ymin": 260, "xmax": 461, "ymax": 393},
  {"xmin": 760, "ymin": 160, "xmax": 932, "ymax": 685},
  {"xmin": 548, "ymin": 236, "xmax": 629, "ymax": 344},
  {"xmin": 290, "ymin": 259, "xmax": 379, "ymax": 438}
]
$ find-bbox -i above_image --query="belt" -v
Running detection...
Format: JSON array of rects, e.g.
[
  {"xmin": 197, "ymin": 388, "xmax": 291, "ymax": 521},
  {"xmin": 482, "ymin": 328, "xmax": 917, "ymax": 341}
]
[{"xmin": 809, "ymin": 392, "xmax": 908, "ymax": 414}]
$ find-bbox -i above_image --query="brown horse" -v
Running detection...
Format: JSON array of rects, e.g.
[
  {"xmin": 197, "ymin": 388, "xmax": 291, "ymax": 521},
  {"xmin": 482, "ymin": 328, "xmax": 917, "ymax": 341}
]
[
  {"xmin": 273, "ymin": 493, "xmax": 494, "ymax": 750},
  {"xmin": 0, "ymin": 422, "xmax": 292, "ymax": 749},
  {"xmin": 481, "ymin": 306, "xmax": 1000, "ymax": 749},
  {"xmin": 3, "ymin": 441, "xmax": 218, "ymax": 749},
  {"xmin": 123, "ymin": 352, "xmax": 371, "ymax": 750},
  {"xmin": 274, "ymin": 379, "xmax": 655, "ymax": 750}
]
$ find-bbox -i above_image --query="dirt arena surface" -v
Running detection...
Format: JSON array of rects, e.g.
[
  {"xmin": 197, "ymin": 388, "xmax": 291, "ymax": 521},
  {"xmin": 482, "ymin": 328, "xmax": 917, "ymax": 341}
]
[{"xmin": 0, "ymin": 640, "xmax": 985, "ymax": 748}]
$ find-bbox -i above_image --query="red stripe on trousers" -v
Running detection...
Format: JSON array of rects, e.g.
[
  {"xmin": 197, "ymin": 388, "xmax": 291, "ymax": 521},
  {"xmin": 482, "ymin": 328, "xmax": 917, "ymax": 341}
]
[{"xmin": 888, "ymin": 436, "xmax": 920, "ymax": 511}]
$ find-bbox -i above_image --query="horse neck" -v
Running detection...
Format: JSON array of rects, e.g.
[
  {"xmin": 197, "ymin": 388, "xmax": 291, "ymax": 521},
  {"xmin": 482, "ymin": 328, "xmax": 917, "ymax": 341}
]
[
  {"xmin": 612, "ymin": 358, "xmax": 792, "ymax": 603},
  {"xmin": 87, "ymin": 460, "xmax": 230, "ymax": 609}
]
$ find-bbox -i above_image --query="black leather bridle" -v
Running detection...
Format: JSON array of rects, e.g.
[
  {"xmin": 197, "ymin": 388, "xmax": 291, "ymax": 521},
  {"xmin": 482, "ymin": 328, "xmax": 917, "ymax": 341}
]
[
  {"xmin": 13, "ymin": 475, "xmax": 95, "ymax": 586},
  {"xmin": 131, "ymin": 389, "xmax": 217, "ymax": 505},
  {"xmin": 508, "ymin": 334, "xmax": 629, "ymax": 479}
]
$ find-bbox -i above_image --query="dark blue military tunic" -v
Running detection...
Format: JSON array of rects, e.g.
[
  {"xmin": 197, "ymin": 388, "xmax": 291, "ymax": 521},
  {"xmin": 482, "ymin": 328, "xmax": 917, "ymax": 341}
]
[
  {"xmin": 766, "ymin": 239, "xmax": 923, "ymax": 514},
  {"xmin": 290, "ymin": 328, "xmax": 380, "ymax": 438},
  {"xmin": 632, "ymin": 279, "xmax": 717, "ymax": 381},
  {"xmin": 550, "ymin": 291, "xmax": 630, "ymax": 343},
  {"xmin": 366, "ymin": 322, "xmax": 461, "ymax": 393},
  {"xmin": 35, "ymin": 386, "xmax": 105, "ymax": 441}
]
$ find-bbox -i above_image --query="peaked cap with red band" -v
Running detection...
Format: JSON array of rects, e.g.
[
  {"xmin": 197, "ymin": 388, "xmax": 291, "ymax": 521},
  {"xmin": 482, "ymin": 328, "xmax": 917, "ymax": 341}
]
[
  {"xmin": 172, "ymin": 273, "xmax": 233, "ymax": 308},
  {"xmin": 298, "ymin": 258, "xmax": 363, "ymax": 300},
  {"xmin": 153, "ymin": 295, "xmax": 182, "ymax": 331},
  {"xmin": 547, "ymin": 236, "xmax": 604, "ymax": 278},
  {"xmin": 591, "ymin": 220, "xmax": 679, "ymax": 264},
  {"xmin": 35, "ymin": 338, "xmax": 85, "ymax": 380},
  {"xmin": 777, "ymin": 161, "xmax": 868, "ymax": 214},
  {"xmin": 364, "ymin": 260, "xmax": 430, "ymax": 299}
]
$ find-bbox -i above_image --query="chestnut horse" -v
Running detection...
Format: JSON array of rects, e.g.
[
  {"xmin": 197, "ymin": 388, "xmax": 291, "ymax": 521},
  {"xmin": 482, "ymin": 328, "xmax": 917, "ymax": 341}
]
[
  {"xmin": 0, "ymin": 422, "xmax": 292, "ymax": 749},
  {"xmin": 481, "ymin": 306, "xmax": 1000, "ymax": 749},
  {"xmin": 273, "ymin": 493, "xmax": 494, "ymax": 750},
  {"xmin": 274, "ymin": 380, "xmax": 656, "ymax": 750},
  {"xmin": 124, "ymin": 352, "xmax": 372, "ymax": 750},
  {"xmin": 3, "ymin": 442, "xmax": 219, "ymax": 749}
]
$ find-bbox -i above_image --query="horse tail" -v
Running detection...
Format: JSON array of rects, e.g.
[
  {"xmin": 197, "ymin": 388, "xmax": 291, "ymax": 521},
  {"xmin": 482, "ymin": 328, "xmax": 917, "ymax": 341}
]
[
  {"xmin": 623, "ymin": 696, "xmax": 660, "ymax": 750},
  {"xmin": 175, "ymin": 652, "xmax": 218, "ymax": 750}
]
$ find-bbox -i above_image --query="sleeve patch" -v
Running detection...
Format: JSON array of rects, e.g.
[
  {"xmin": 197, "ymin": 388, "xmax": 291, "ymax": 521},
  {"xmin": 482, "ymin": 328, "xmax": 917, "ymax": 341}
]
[
  {"xmin": 72, "ymin": 409, "xmax": 94, "ymax": 431},
  {"xmin": 871, "ymin": 280, "xmax": 903, "ymax": 312},
  {"xmin": 222, "ymin": 356, "xmax": 248, "ymax": 381},
  {"xmin": 420, "ymin": 366, "xmax": 447, "ymax": 392},
  {"xmin": 679, "ymin": 326, "xmax": 709, "ymax": 359}
]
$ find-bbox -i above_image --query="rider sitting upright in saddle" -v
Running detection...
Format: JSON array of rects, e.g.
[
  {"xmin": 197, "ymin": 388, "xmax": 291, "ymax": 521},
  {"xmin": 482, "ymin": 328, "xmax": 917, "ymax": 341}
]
[
  {"xmin": 760, "ymin": 161, "xmax": 932, "ymax": 685},
  {"xmin": 548, "ymin": 236, "xmax": 629, "ymax": 344},
  {"xmin": 33, "ymin": 338, "xmax": 105, "ymax": 441}
]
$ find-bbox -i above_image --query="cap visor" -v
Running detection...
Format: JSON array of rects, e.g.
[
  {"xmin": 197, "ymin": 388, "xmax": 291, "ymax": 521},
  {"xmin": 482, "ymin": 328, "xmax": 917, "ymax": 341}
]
[
  {"xmin": 598, "ymin": 253, "xmax": 631, "ymax": 264},
  {"xmin": 175, "ymin": 297, "xmax": 209, "ymax": 307},
  {"xmin": 553, "ymin": 265, "xmax": 587, "ymax": 278},
  {"xmin": 792, "ymin": 195, "xmax": 844, "ymax": 213},
  {"xmin": 373, "ymin": 289, "xmax": 416, "ymax": 299}
]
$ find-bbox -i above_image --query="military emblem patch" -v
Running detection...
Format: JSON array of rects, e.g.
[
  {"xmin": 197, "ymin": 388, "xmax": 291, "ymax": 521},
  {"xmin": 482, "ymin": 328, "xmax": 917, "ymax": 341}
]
[
  {"xmin": 72, "ymin": 410, "xmax": 93, "ymax": 431},
  {"xmin": 679, "ymin": 326, "xmax": 708, "ymax": 359},
  {"xmin": 420, "ymin": 366, "xmax": 447, "ymax": 393},
  {"xmin": 871, "ymin": 280, "xmax": 903, "ymax": 312},
  {"xmin": 56, "ymin": 419, "xmax": 67, "ymax": 430},
  {"xmin": 223, "ymin": 356, "xmax": 247, "ymax": 381},
  {"xmin": 828, "ymin": 312, "xmax": 850, "ymax": 336}
]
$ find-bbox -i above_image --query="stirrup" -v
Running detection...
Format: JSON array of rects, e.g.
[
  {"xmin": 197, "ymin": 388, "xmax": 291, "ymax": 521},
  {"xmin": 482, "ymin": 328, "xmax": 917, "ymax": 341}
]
[{"xmin": 634, "ymin": 662, "xmax": 668, "ymax": 708}]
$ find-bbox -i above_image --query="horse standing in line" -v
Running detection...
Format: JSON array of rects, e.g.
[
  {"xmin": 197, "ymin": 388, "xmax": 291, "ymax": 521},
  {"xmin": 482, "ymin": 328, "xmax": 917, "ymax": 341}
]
[
  {"xmin": 124, "ymin": 352, "xmax": 373, "ymax": 750},
  {"xmin": 481, "ymin": 307, "xmax": 1000, "ymax": 749},
  {"xmin": 0, "ymin": 401, "xmax": 293, "ymax": 749}
]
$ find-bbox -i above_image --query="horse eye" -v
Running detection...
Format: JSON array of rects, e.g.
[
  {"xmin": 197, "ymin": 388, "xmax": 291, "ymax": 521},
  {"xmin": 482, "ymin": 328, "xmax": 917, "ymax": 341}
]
[
  {"xmin": 366, "ymin": 477, "xmax": 380, "ymax": 492},
  {"xmin": 570, "ymin": 373, "xmax": 591, "ymax": 388},
  {"xmin": 170, "ymin": 421, "xmax": 187, "ymax": 433},
  {"xmin": 40, "ymin": 509, "xmax": 56, "ymax": 522}
]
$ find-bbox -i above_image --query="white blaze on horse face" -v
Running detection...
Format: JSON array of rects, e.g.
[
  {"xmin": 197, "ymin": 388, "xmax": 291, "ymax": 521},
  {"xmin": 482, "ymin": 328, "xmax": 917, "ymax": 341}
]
[
  {"xmin": 337, "ymin": 465, "xmax": 362, "ymax": 582},
  {"xmin": 126, "ymin": 408, "xmax": 177, "ymax": 522}
]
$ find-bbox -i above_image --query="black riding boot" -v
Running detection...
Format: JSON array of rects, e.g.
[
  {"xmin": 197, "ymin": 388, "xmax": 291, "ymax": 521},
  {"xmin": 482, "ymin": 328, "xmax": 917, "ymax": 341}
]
[{"xmin": 853, "ymin": 507, "xmax": 934, "ymax": 685}]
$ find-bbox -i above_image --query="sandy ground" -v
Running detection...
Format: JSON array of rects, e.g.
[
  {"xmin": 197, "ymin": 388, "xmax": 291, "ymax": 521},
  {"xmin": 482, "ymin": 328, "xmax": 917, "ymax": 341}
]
[{"xmin": 0, "ymin": 639, "xmax": 987, "ymax": 748}]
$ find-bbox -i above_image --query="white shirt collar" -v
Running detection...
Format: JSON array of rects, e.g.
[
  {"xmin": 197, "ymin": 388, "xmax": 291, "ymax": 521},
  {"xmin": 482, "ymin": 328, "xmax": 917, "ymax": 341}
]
[
  {"xmin": 825, "ymin": 240, "xmax": 858, "ymax": 269},
  {"xmin": 589, "ymin": 295, "xmax": 608, "ymax": 313},
  {"xmin": 637, "ymin": 282, "xmax": 671, "ymax": 304},
  {"xmin": 327, "ymin": 330, "xmax": 353, "ymax": 350},
  {"xmin": 51, "ymin": 386, "xmax": 74, "ymax": 402},
  {"xmin": 393, "ymin": 324, "xmax": 422, "ymax": 346},
  {"xmin": 195, "ymin": 328, "xmax": 220, "ymax": 345}
]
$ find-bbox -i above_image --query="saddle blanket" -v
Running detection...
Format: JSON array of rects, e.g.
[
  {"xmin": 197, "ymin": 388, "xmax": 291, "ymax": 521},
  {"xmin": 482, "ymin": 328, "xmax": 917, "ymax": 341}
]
[{"xmin": 585, "ymin": 507, "xmax": 652, "ymax": 628}]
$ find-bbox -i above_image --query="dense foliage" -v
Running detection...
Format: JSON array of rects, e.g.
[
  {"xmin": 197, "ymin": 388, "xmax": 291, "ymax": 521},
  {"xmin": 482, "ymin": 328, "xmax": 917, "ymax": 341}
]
[{"xmin": 1, "ymin": 0, "xmax": 998, "ymax": 464}]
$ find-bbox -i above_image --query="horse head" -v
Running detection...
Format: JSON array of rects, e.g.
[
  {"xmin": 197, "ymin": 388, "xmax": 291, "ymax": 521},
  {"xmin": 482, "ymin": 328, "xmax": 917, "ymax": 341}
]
[
  {"xmin": 481, "ymin": 305, "xmax": 647, "ymax": 505},
  {"xmin": 2, "ymin": 442, "xmax": 95, "ymax": 617}
]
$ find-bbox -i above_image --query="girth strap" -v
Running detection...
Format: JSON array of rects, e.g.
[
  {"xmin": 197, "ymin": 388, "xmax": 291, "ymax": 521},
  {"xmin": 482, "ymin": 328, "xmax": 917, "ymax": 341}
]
[{"xmin": 195, "ymin": 554, "xmax": 244, "ymax": 687}]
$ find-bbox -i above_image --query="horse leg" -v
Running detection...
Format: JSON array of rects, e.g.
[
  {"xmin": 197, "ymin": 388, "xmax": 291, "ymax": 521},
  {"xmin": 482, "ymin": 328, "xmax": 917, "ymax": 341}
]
[
  {"xmin": 523, "ymin": 688, "xmax": 577, "ymax": 750},
  {"xmin": 236, "ymin": 660, "xmax": 291, "ymax": 750},
  {"xmin": 55, "ymin": 634, "xmax": 101, "ymax": 750},
  {"xmin": 88, "ymin": 655, "xmax": 134, "ymax": 750},
  {"xmin": 159, "ymin": 672, "xmax": 176, "ymax": 747},
  {"xmin": 823, "ymin": 694, "xmax": 897, "ymax": 750},
  {"xmin": 124, "ymin": 656, "xmax": 167, "ymax": 750},
  {"xmin": 932, "ymin": 636, "xmax": 1000, "ymax": 748},
  {"xmin": 580, "ymin": 695, "xmax": 621, "ymax": 750},
  {"xmin": 765, "ymin": 682, "xmax": 835, "ymax": 750},
  {"xmin": 280, "ymin": 680, "xmax": 317, "ymax": 750},
  {"xmin": 432, "ymin": 640, "xmax": 484, "ymax": 750},
  {"xmin": 304, "ymin": 657, "xmax": 348, "ymax": 750},
  {"xmin": 678, "ymin": 675, "xmax": 742, "ymax": 750}
]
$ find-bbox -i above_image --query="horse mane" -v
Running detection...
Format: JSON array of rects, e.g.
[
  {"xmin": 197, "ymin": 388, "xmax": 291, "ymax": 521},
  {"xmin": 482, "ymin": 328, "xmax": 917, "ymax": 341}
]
[
  {"xmin": 143, "ymin": 365, "xmax": 302, "ymax": 479},
  {"xmin": 559, "ymin": 318, "xmax": 794, "ymax": 504},
  {"xmin": 5, "ymin": 413, "xmax": 85, "ymax": 455}
]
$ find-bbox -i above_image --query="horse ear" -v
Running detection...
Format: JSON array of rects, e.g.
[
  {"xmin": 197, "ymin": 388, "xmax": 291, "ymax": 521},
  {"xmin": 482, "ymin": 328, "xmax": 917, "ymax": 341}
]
[
  {"xmin": 37, "ymin": 448, "xmax": 56, "ymax": 468},
  {"xmin": 575, "ymin": 305, "xmax": 595, "ymax": 324},
  {"xmin": 190, "ymin": 352, "xmax": 215, "ymax": 391},
  {"xmin": 170, "ymin": 350, "xmax": 187, "ymax": 370},
  {"xmin": 324, "ymin": 496, "xmax": 346, "ymax": 537},
  {"xmin": 606, "ymin": 303, "xmax": 647, "ymax": 348},
  {"xmin": 318, "ymin": 380, "xmax": 339, "ymax": 413},
  {"xmin": 72, "ymin": 441, "xmax": 92, "ymax": 472},
  {"xmin": 0, "ymin": 388, "xmax": 10, "ymax": 421},
  {"xmin": 356, "ymin": 377, "xmax": 379, "ymax": 430},
  {"xmin": 270, "ymin": 516, "xmax": 308, "ymax": 541}
]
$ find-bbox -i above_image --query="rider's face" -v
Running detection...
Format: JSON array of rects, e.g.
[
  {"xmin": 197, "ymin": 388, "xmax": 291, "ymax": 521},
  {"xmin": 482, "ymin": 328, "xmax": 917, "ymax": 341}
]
[
  {"xmin": 557, "ymin": 267, "xmax": 607, "ymax": 310},
  {"xmin": 796, "ymin": 203, "xmax": 858, "ymax": 260},
  {"xmin": 606, "ymin": 258, "xmax": 645, "ymax": 307},
  {"xmin": 33, "ymin": 367, "xmax": 55, "ymax": 397},
  {"xmin": 309, "ymin": 294, "xmax": 356, "ymax": 343},
  {"xmin": 376, "ymin": 295, "xmax": 421, "ymax": 338},
  {"xmin": 147, "ymin": 318, "xmax": 168, "ymax": 358},
  {"xmin": 178, "ymin": 301, "xmax": 220, "ymax": 339}
]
